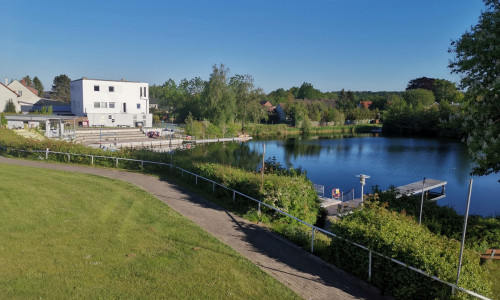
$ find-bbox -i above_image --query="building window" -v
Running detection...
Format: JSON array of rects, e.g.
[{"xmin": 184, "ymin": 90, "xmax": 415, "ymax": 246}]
[
  {"xmin": 94, "ymin": 102, "xmax": 100, "ymax": 108},
  {"xmin": 109, "ymin": 86, "xmax": 114, "ymax": 92},
  {"xmin": 137, "ymin": 103, "xmax": 141, "ymax": 109},
  {"xmin": 109, "ymin": 102, "xmax": 115, "ymax": 108},
  {"xmin": 140, "ymin": 87, "xmax": 142, "ymax": 97},
  {"xmin": 94, "ymin": 85, "xmax": 100, "ymax": 91},
  {"xmin": 144, "ymin": 87, "xmax": 147, "ymax": 98},
  {"xmin": 101, "ymin": 102, "xmax": 107, "ymax": 108}
]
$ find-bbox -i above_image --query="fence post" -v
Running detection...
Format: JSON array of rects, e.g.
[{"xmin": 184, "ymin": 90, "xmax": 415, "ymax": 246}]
[
  {"xmin": 195, "ymin": 175, "xmax": 198, "ymax": 185},
  {"xmin": 115, "ymin": 157, "xmax": 119, "ymax": 168},
  {"xmin": 368, "ymin": 250, "xmax": 372, "ymax": 282},
  {"xmin": 68, "ymin": 153, "xmax": 70, "ymax": 162},
  {"xmin": 91, "ymin": 155, "xmax": 94, "ymax": 165},
  {"xmin": 45, "ymin": 148, "xmax": 49, "ymax": 160},
  {"xmin": 258, "ymin": 202, "xmax": 261, "ymax": 216},
  {"xmin": 311, "ymin": 228, "xmax": 315, "ymax": 253},
  {"xmin": 141, "ymin": 161, "xmax": 144, "ymax": 169},
  {"xmin": 233, "ymin": 191, "xmax": 235, "ymax": 202},
  {"xmin": 213, "ymin": 182, "xmax": 215, "ymax": 193}
]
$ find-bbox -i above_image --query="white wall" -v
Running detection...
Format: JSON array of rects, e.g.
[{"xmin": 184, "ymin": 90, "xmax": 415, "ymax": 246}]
[
  {"xmin": 0, "ymin": 84, "xmax": 20, "ymax": 112},
  {"xmin": 7, "ymin": 80, "xmax": 40, "ymax": 105},
  {"xmin": 86, "ymin": 113, "xmax": 152, "ymax": 127},
  {"xmin": 70, "ymin": 78, "xmax": 151, "ymax": 127}
]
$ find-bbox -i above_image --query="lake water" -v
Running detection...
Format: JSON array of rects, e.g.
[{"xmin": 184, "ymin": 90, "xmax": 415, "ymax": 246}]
[{"xmin": 242, "ymin": 135, "xmax": 499, "ymax": 217}]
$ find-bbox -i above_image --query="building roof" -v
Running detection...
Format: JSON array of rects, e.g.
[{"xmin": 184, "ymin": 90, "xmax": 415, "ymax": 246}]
[
  {"xmin": 20, "ymin": 79, "xmax": 39, "ymax": 96},
  {"xmin": 0, "ymin": 82, "xmax": 20, "ymax": 97},
  {"xmin": 71, "ymin": 77, "xmax": 146, "ymax": 84},
  {"xmin": 359, "ymin": 101, "xmax": 372, "ymax": 109}
]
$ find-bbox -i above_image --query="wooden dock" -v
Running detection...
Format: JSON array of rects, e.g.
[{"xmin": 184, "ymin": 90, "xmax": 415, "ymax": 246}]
[
  {"xmin": 192, "ymin": 137, "xmax": 253, "ymax": 144},
  {"xmin": 325, "ymin": 178, "xmax": 447, "ymax": 216},
  {"xmin": 394, "ymin": 178, "xmax": 447, "ymax": 201}
]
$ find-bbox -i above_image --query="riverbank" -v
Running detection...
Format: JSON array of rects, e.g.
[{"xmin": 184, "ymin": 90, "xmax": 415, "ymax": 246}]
[{"xmin": 244, "ymin": 123, "xmax": 381, "ymax": 137}]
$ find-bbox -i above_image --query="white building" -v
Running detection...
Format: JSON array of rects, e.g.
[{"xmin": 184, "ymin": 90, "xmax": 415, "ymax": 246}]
[
  {"xmin": 0, "ymin": 81, "xmax": 20, "ymax": 112},
  {"xmin": 70, "ymin": 77, "xmax": 152, "ymax": 127}
]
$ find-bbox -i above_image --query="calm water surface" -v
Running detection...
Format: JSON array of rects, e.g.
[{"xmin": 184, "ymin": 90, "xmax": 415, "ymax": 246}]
[{"xmin": 243, "ymin": 135, "xmax": 500, "ymax": 217}]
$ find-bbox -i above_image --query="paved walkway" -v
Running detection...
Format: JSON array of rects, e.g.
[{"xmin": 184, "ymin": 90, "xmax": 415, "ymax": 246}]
[{"xmin": 0, "ymin": 156, "xmax": 390, "ymax": 300}]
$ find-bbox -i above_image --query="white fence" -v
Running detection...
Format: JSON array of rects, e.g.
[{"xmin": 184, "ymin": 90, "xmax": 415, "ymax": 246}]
[{"xmin": 0, "ymin": 145, "xmax": 491, "ymax": 300}]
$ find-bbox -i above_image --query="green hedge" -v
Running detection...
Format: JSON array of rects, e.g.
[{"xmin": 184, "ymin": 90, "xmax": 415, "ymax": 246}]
[
  {"xmin": 369, "ymin": 187, "xmax": 500, "ymax": 250},
  {"xmin": 328, "ymin": 202, "xmax": 492, "ymax": 299},
  {"xmin": 191, "ymin": 162, "xmax": 319, "ymax": 225}
]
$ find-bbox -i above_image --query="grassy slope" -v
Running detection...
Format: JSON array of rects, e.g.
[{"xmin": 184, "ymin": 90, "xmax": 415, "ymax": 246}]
[{"xmin": 0, "ymin": 163, "xmax": 299, "ymax": 299}]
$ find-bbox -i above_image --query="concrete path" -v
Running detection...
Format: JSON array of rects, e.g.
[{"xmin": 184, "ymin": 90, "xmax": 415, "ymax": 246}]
[{"xmin": 0, "ymin": 156, "xmax": 390, "ymax": 300}]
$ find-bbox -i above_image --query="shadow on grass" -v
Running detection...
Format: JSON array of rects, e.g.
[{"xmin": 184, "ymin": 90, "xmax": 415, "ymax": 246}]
[{"xmin": 153, "ymin": 170, "xmax": 385, "ymax": 299}]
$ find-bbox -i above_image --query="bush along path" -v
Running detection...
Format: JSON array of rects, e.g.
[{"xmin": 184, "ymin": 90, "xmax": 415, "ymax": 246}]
[{"xmin": 0, "ymin": 156, "xmax": 389, "ymax": 300}]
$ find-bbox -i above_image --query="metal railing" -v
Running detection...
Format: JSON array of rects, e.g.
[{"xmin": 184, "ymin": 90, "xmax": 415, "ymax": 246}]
[{"xmin": 0, "ymin": 145, "xmax": 491, "ymax": 300}]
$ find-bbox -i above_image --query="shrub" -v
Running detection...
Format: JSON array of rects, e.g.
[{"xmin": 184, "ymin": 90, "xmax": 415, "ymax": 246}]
[
  {"xmin": 368, "ymin": 187, "xmax": 500, "ymax": 250},
  {"xmin": 191, "ymin": 162, "xmax": 320, "ymax": 225},
  {"xmin": 328, "ymin": 202, "xmax": 492, "ymax": 299}
]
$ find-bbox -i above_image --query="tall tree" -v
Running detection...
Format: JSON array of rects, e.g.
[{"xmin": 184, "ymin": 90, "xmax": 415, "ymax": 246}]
[
  {"xmin": 297, "ymin": 82, "xmax": 322, "ymax": 99},
  {"xmin": 267, "ymin": 88, "xmax": 288, "ymax": 104},
  {"xmin": 22, "ymin": 75, "xmax": 33, "ymax": 87},
  {"xmin": 432, "ymin": 79, "xmax": 463, "ymax": 103},
  {"xmin": 403, "ymin": 89, "xmax": 435, "ymax": 107},
  {"xmin": 406, "ymin": 77, "xmax": 435, "ymax": 91},
  {"xmin": 449, "ymin": 0, "xmax": 500, "ymax": 175},
  {"xmin": 201, "ymin": 64, "xmax": 236, "ymax": 125},
  {"xmin": 230, "ymin": 74, "xmax": 258, "ymax": 129},
  {"xmin": 337, "ymin": 89, "xmax": 356, "ymax": 110},
  {"xmin": 33, "ymin": 77, "xmax": 44, "ymax": 97},
  {"xmin": 51, "ymin": 74, "xmax": 71, "ymax": 102}
]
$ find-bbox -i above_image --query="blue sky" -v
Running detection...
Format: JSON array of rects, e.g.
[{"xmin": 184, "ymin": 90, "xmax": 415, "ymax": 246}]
[{"xmin": 0, "ymin": 0, "xmax": 485, "ymax": 93}]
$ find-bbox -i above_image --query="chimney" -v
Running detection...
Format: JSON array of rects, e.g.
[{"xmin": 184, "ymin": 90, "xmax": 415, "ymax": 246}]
[{"xmin": 4, "ymin": 77, "xmax": 8, "ymax": 85}]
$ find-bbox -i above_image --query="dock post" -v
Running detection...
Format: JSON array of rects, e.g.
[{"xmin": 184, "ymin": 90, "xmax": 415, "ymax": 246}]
[{"xmin": 419, "ymin": 177, "xmax": 426, "ymax": 225}]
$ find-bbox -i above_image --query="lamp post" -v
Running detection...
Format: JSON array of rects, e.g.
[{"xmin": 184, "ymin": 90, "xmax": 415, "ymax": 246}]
[{"xmin": 356, "ymin": 174, "xmax": 370, "ymax": 204}]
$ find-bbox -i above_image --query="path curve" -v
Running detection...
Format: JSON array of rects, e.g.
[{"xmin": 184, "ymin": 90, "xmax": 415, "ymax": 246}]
[{"xmin": 0, "ymin": 156, "xmax": 390, "ymax": 300}]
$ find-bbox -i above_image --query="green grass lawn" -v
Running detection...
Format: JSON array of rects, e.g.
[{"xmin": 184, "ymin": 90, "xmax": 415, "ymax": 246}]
[{"xmin": 0, "ymin": 163, "xmax": 299, "ymax": 299}]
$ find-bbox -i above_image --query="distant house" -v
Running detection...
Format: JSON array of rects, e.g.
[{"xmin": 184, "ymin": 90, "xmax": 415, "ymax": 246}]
[
  {"xmin": 70, "ymin": 77, "xmax": 152, "ymax": 127},
  {"xmin": 260, "ymin": 100, "xmax": 276, "ymax": 112},
  {"xmin": 7, "ymin": 79, "xmax": 41, "ymax": 110},
  {"xmin": 0, "ymin": 81, "xmax": 20, "ymax": 112},
  {"xmin": 358, "ymin": 101, "xmax": 372, "ymax": 109},
  {"xmin": 275, "ymin": 103, "xmax": 287, "ymax": 122}
]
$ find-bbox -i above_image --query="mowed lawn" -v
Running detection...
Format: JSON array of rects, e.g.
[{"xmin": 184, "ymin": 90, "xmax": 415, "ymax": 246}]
[{"xmin": 0, "ymin": 163, "xmax": 299, "ymax": 299}]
